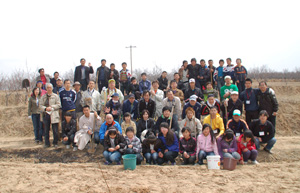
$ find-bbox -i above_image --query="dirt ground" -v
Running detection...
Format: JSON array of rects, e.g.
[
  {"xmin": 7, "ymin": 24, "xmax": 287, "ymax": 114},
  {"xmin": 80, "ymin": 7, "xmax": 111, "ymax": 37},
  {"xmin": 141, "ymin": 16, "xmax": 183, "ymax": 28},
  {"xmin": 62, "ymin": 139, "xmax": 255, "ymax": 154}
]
[{"xmin": 0, "ymin": 80, "xmax": 300, "ymax": 192}]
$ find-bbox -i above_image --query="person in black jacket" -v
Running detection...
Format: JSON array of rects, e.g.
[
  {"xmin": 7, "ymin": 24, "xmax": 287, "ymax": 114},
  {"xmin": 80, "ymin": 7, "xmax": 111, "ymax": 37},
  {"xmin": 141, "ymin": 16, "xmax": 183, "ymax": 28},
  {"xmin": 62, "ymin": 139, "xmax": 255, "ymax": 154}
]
[
  {"xmin": 198, "ymin": 59, "xmax": 210, "ymax": 91},
  {"xmin": 74, "ymin": 58, "xmax": 94, "ymax": 91},
  {"xmin": 187, "ymin": 58, "xmax": 201, "ymax": 88},
  {"xmin": 138, "ymin": 90, "xmax": 156, "ymax": 119},
  {"xmin": 142, "ymin": 132, "xmax": 164, "ymax": 165},
  {"xmin": 127, "ymin": 77, "xmax": 141, "ymax": 100},
  {"xmin": 136, "ymin": 110, "xmax": 155, "ymax": 140},
  {"xmin": 62, "ymin": 112, "xmax": 77, "ymax": 150},
  {"xmin": 96, "ymin": 59, "xmax": 110, "ymax": 92},
  {"xmin": 103, "ymin": 127, "xmax": 126, "ymax": 165},
  {"xmin": 108, "ymin": 63, "xmax": 120, "ymax": 89},
  {"xmin": 221, "ymin": 91, "xmax": 243, "ymax": 125},
  {"xmin": 173, "ymin": 73, "xmax": 185, "ymax": 93},
  {"xmin": 256, "ymin": 81, "xmax": 278, "ymax": 130},
  {"xmin": 104, "ymin": 93, "xmax": 122, "ymax": 122},
  {"xmin": 50, "ymin": 71, "xmax": 59, "ymax": 88},
  {"xmin": 154, "ymin": 106, "xmax": 180, "ymax": 136},
  {"xmin": 157, "ymin": 71, "xmax": 168, "ymax": 92},
  {"xmin": 184, "ymin": 78, "xmax": 204, "ymax": 103},
  {"xmin": 250, "ymin": 110, "xmax": 276, "ymax": 154}
]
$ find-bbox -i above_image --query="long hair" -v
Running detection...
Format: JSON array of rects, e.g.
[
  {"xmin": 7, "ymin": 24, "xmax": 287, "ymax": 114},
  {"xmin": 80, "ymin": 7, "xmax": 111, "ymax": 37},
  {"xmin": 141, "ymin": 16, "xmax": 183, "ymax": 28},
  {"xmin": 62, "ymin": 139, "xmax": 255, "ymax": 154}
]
[
  {"xmin": 159, "ymin": 122, "xmax": 175, "ymax": 146},
  {"xmin": 202, "ymin": 124, "xmax": 215, "ymax": 143},
  {"xmin": 32, "ymin": 87, "xmax": 41, "ymax": 98},
  {"xmin": 243, "ymin": 129, "xmax": 255, "ymax": 143}
]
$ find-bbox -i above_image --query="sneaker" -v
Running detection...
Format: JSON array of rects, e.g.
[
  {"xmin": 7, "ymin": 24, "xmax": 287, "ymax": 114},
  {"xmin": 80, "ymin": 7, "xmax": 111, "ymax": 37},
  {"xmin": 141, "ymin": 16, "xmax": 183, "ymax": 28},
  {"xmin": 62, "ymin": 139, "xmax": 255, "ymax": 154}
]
[
  {"xmin": 263, "ymin": 147, "xmax": 273, "ymax": 154},
  {"xmin": 116, "ymin": 161, "xmax": 121, "ymax": 165},
  {"xmin": 66, "ymin": 145, "xmax": 70, "ymax": 149},
  {"xmin": 73, "ymin": 147, "xmax": 78, "ymax": 151},
  {"xmin": 244, "ymin": 161, "xmax": 248, "ymax": 165},
  {"xmin": 252, "ymin": 160, "xmax": 259, "ymax": 165},
  {"xmin": 104, "ymin": 161, "xmax": 111, "ymax": 165}
]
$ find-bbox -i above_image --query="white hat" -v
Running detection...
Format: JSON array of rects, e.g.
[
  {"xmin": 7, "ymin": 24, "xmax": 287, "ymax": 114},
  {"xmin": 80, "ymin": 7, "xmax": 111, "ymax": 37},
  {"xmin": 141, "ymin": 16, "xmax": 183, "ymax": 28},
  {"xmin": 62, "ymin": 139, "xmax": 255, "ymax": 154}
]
[
  {"xmin": 189, "ymin": 95, "xmax": 197, "ymax": 101},
  {"xmin": 233, "ymin": 109, "xmax": 241, "ymax": 116},
  {"xmin": 231, "ymin": 91, "xmax": 239, "ymax": 95},
  {"xmin": 224, "ymin": 75, "xmax": 231, "ymax": 80},
  {"xmin": 189, "ymin": 78, "xmax": 195, "ymax": 83}
]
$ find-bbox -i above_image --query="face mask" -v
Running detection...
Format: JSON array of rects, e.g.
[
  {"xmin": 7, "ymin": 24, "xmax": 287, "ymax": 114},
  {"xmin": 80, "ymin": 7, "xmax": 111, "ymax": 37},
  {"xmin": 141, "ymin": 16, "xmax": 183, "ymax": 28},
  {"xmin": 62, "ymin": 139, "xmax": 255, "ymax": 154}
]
[{"xmin": 113, "ymin": 100, "xmax": 118, "ymax": 103}]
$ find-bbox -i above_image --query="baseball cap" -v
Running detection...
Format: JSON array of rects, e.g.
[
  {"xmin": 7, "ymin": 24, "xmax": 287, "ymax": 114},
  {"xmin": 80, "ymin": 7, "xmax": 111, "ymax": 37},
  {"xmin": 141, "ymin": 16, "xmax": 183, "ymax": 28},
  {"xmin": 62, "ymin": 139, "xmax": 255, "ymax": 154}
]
[
  {"xmin": 189, "ymin": 78, "xmax": 195, "ymax": 83},
  {"xmin": 108, "ymin": 79, "xmax": 115, "ymax": 84},
  {"xmin": 73, "ymin": 81, "xmax": 81, "ymax": 87},
  {"xmin": 231, "ymin": 91, "xmax": 239, "ymax": 95},
  {"xmin": 189, "ymin": 95, "xmax": 197, "ymax": 101},
  {"xmin": 224, "ymin": 75, "xmax": 231, "ymax": 80},
  {"xmin": 233, "ymin": 109, "xmax": 241, "ymax": 116},
  {"xmin": 112, "ymin": 93, "xmax": 119, "ymax": 97},
  {"xmin": 128, "ymin": 94, "xmax": 135, "ymax": 98}
]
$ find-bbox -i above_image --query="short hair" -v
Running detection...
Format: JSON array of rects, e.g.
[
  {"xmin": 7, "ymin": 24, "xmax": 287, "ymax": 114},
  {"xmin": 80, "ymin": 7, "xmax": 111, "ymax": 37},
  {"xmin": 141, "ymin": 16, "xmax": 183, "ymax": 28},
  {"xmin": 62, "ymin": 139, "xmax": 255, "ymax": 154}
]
[
  {"xmin": 141, "ymin": 109, "xmax": 150, "ymax": 116},
  {"xmin": 143, "ymin": 90, "xmax": 150, "ymax": 96},
  {"xmin": 101, "ymin": 59, "xmax": 106, "ymax": 62},
  {"xmin": 123, "ymin": 112, "xmax": 131, "ymax": 120},
  {"xmin": 53, "ymin": 71, "xmax": 59, "ymax": 76},
  {"xmin": 89, "ymin": 80, "xmax": 96, "ymax": 84},
  {"xmin": 210, "ymin": 106, "xmax": 218, "ymax": 111},
  {"xmin": 170, "ymin": 80, "xmax": 177, "ymax": 85},
  {"xmin": 64, "ymin": 111, "xmax": 73, "ymax": 117},
  {"xmin": 162, "ymin": 71, "xmax": 167, "ymax": 74},
  {"xmin": 162, "ymin": 106, "xmax": 172, "ymax": 113},
  {"xmin": 141, "ymin": 72, "xmax": 147, "ymax": 76},
  {"xmin": 126, "ymin": 127, "xmax": 135, "ymax": 134},
  {"xmin": 174, "ymin": 72, "xmax": 179, "ymax": 76},
  {"xmin": 152, "ymin": 80, "xmax": 159, "ymax": 85},
  {"xmin": 259, "ymin": 81, "xmax": 267, "ymax": 86},
  {"xmin": 64, "ymin": 79, "xmax": 70, "ymax": 84},
  {"xmin": 38, "ymin": 68, "xmax": 44, "ymax": 73},
  {"xmin": 83, "ymin": 105, "xmax": 90, "ymax": 110},
  {"xmin": 191, "ymin": 58, "xmax": 197, "ymax": 62},
  {"xmin": 183, "ymin": 60, "xmax": 188, "ymax": 65},
  {"xmin": 110, "ymin": 63, "xmax": 115, "ymax": 66},
  {"xmin": 226, "ymin": 58, "xmax": 232, "ymax": 61},
  {"xmin": 206, "ymin": 82, "xmax": 212, "ymax": 86},
  {"xmin": 131, "ymin": 77, "xmax": 136, "ymax": 82},
  {"xmin": 80, "ymin": 58, "xmax": 85, "ymax": 62},
  {"xmin": 245, "ymin": 78, "xmax": 252, "ymax": 83},
  {"xmin": 219, "ymin": 59, "xmax": 224, "ymax": 63},
  {"xmin": 181, "ymin": 127, "xmax": 191, "ymax": 134},
  {"xmin": 108, "ymin": 127, "xmax": 117, "ymax": 135},
  {"xmin": 208, "ymin": 59, "xmax": 213, "ymax": 62},
  {"xmin": 200, "ymin": 59, "xmax": 205, "ymax": 63},
  {"xmin": 166, "ymin": 89, "xmax": 174, "ymax": 94},
  {"xmin": 122, "ymin": 62, "xmax": 127, "ymax": 66},
  {"xmin": 236, "ymin": 58, "xmax": 242, "ymax": 63},
  {"xmin": 45, "ymin": 83, "xmax": 53, "ymax": 89},
  {"xmin": 259, "ymin": 110, "xmax": 269, "ymax": 117}
]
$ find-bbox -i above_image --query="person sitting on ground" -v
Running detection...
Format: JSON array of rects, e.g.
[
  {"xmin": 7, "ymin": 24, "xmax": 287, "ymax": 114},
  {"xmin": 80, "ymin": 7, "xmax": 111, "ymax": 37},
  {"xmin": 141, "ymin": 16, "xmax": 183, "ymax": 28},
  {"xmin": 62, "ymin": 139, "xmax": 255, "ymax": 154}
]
[
  {"xmin": 203, "ymin": 106, "xmax": 225, "ymax": 139},
  {"xmin": 80, "ymin": 80, "xmax": 101, "ymax": 114},
  {"xmin": 124, "ymin": 127, "xmax": 144, "ymax": 165},
  {"xmin": 127, "ymin": 77, "xmax": 141, "ymax": 100},
  {"xmin": 155, "ymin": 106, "xmax": 180, "ymax": 137},
  {"xmin": 138, "ymin": 90, "xmax": 156, "ymax": 119},
  {"xmin": 237, "ymin": 129, "xmax": 259, "ymax": 165},
  {"xmin": 203, "ymin": 82, "xmax": 218, "ymax": 102},
  {"xmin": 74, "ymin": 105, "xmax": 102, "ymax": 150},
  {"xmin": 250, "ymin": 110, "xmax": 276, "ymax": 154},
  {"xmin": 136, "ymin": 110, "xmax": 155, "ymax": 141},
  {"xmin": 201, "ymin": 94, "xmax": 221, "ymax": 117},
  {"xmin": 182, "ymin": 95, "xmax": 202, "ymax": 119},
  {"xmin": 62, "ymin": 112, "xmax": 77, "ymax": 151},
  {"xmin": 103, "ymin": 126, "xmax": 126, "ymax": 165},
  {"xmin": 104, "ymin": 93, "xmax": 122, "ymax": 121},
  {"xmin": 226, "ymin": 109, "xmax": 249, "ymax": 137},
  {"xmin": 100, "ymin": 79, "xmax": 124, "ymax": 106},
  {"xmin": 122, "ymin": 94, "xmax": 139, "ymax": 121},
  {"xmin": 220, "ymin": 75, "xmax": 238, "ymax": 101},
  {"xmin": 157, "ymin": 122, "xmax": 179, "ymax": 165},
  {"xmin": 184, "ymin": 78, "xmax": 203, "ymax": 103},
  {"xmin": 179, "ymin": 107, "xmax": 202, "ymax": 139},
  {"xmin": 99, "ymin": 114, "xmax": 122, "ymax": 145},
  {"xmin": 179, "ymin": 127, "xmax": 197, "ymax": 165},
  {"xmin": 142, "ymin": 132, "xmax": 163, "ymax": 165},
  {"xmin": 28, "ymin": 87, "xmax": 43, "ymax": 144},
  {"xmin": 196, "ymin": 124, "xmax": 219, "ymax": 165},
  {"xmin": 162, "ymin": 90, "xmax": 182, "ymax": 122},
  {"xmin": 121, "ymin": 112, "xmax": 137, "ymax": 136},
  {"xmin": 139, "ymin": 72, "xmax": 151, "ymax": 94},
  {"xmin": 221, "ymin": 91, "xmax": 243, "ymax": 125},
  {"xmin": 217, "ymin": 129, "xmax": 241, "ymax": 161},
  {"xmin": 150, "ymin": 80, "xmax": 164, "ymax": 119}
]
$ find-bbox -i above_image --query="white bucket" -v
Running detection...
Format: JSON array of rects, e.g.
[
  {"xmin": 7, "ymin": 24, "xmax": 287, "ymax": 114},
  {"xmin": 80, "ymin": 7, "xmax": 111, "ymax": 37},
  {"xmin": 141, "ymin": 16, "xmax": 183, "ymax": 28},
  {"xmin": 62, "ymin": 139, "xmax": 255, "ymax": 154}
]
[{"xmin": 207, "ymin": 155, "xmax": 221, "ymax": 169}]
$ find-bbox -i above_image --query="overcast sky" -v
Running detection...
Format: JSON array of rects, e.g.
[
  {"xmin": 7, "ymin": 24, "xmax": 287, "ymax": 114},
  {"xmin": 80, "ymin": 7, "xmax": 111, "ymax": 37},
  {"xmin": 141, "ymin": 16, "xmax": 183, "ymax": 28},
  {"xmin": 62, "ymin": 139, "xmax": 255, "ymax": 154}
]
[{"xmin": 0, "ymin": 0, "xmax": 299, "ymax": 77}]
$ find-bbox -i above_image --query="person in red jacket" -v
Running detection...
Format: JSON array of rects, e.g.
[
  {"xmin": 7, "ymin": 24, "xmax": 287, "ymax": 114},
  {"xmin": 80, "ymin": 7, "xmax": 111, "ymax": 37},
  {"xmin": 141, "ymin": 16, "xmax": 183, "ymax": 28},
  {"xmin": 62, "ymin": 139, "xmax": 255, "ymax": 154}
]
[{"xmin": 237, "ymin": 130, "xmax": 259, "ymax": 165}]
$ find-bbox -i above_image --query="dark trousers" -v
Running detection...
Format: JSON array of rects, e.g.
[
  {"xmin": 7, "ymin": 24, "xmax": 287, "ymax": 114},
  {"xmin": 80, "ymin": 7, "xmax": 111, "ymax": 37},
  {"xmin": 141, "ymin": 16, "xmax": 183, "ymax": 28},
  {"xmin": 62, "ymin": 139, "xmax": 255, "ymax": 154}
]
[
  {"xmin": 80, "ymin": 79, "xmax": 88, "ymax": 91},
  {"xmin": 157, "ymin": 151, "xmax": 178, "ymax": 165},
  {"xmin": 242, "ymin": 150, "xmax": 258, "ymax": 162},
  {"xmin": 62, "ymin": 134, "xmax": 75, "ymax": 146},
  {"xmin": 31, "ymin": 114, "xmax": 43, "ymax": 142},
  {"xmin": 94, "ymin": 131, "xmax": 100, "ymax": 144},
  {"xmin": 237, "ymin": 81, "xmax": 245, "ymax": 93},
  {"xmin": 182, "ymin": 155, "xmax": 196, "ymax": 165},
  {"xmin": 120, "ymin": 81, "xmax": 129, "ymax": 95},
  {"xmin": 98, "ymin": 80, "xmax": 108, "ymax": 92},
  {"xmin": 245, "ymin": 110, "xmax": 259, "ymax": 126},
  {"xmin": 268, "ymin": 115, "xmax": 276, "ymax": 134},
  {"xmin": 43, "ymin": 114, "xmax": 58, "ymax": 146},
  {"xmin": 125, "ymin": 148, "xmax": 144, "ymax": 165}
]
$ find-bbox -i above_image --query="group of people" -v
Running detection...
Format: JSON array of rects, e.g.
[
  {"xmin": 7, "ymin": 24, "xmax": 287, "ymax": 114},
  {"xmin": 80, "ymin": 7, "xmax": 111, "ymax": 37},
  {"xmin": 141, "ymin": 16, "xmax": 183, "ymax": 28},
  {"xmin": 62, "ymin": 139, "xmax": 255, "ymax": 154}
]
[{"xmin": 27, "ymin": 57, "xmax": 278, "ymax": 166}]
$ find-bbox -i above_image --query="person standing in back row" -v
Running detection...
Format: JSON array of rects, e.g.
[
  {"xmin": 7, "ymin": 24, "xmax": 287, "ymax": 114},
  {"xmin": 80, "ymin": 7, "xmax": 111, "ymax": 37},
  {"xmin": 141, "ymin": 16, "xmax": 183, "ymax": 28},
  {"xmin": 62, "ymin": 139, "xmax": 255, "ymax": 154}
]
[
  {"xmin": 234, "ymin": 58, "xmax": 247, "ymax": 93},
  {"xmin": 74, "ymin": 58, "xmax": 94, "ymax": 91},
  {"xmin": 187, "ymin": 58, "xmax": 201, "ymax": 88},
  {"xmin": 96, "ymin": 59, "xmax": 110, "ymax": 92},
  {"xmin": 119, "ymin": 62, "xmax": 131, "ymax": 96},
  {"xmin": 109, "ymin": 63, "xmax": 120, "ymax": 89},
  {"xmin": 225, "ymin": 58, "xmax": 235, "ymax": 84},
  {"xmin": 158, "ymin": 71, "xmax": 168, "ymax": 95}
]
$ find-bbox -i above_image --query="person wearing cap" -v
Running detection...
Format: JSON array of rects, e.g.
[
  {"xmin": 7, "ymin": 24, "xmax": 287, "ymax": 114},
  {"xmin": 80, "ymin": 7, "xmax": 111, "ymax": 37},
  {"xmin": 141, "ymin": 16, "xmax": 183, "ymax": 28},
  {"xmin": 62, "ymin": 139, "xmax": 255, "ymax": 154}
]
[
  {"xmin": 104, "ymin": 92, "xmax": 122, "ymax": 121},
  {"xmin": 75, "ymin": 105, "xmax": 102, "ymax": 149},
  {"xmin": 108, "ymin": 63, "xmax": 120, "ymax": 89},
  {"xmin": 213, "ymin": 59, "xmax": 226, "ymax": 91},
  {"xmin": 220, "ymin": 75, "xmax": 238, "ymax": 101},
  {"xmin": 169, "ymin": 80, "xmax": 185, "ymax": 107},
  {"xmin": 226, "ymin": 109, "xmax": 249, "ymax": 137},
  {"xmin": 73, "ymin": 81, "xmax": 83, "ymax": 119},
  {"xmin": 250, "ymin": 110, "xmax": 276, "ymax": 154},
  {"xmin": 162, "ymin": 90, "xmax": 182, "ymax": 123},
  {"xmin": 36, "ymin": 68, "xmax": 50, "ymax": 89},
  {"xmin": 99, "ymin": 114, "xmax": 122, "ymax": 145},
  {"xmin": 203, "ymin": 82, "xmax": 218, "ymax": 102},
  {"xmin": 239, "ymin": 78, "xmax": 259, "ymax": 126},
  {"xmin": 203, "ymin": 106, "xmax": 225, "ymax": 139},
  {"xmin": 198, "ymin": 59, "xmax": 210, "ymax": 91},
  {"xmin": 36, "ymin": 80, "xmax": 47, "ymax": 96},
  {"xmin": 50, "ymin": 71, "xmax": 59, "ymax": 88},
  {"xmin": 221, "ymin": 90, "xmax": 243, "ymax": 125},
  {"xmin": 182, "ymin": 94, "xmax": 202, "ymax": 119},
  {"xmin": 139, "ymin": 72, "xmax": 151, "ymax": 94},
  {"xmin": 184, "ymin": 78, "xmax": 203, "ymax": 103},
  {"xmin": 59, "ymin": 79, "xmax": 76, "ymax": 120},
  {"xmin": 74, "ymin": 58, "xmax": 94, "ymax": 91},
  {"xmin": 179, "ymin": 107, "xmax": 202, "ymax": 139},
  {"xmin": 155, "ymin": 106, "xmax": 180, "ymax": 137},
  {"xmin": 96, "ymin": 59, "xmax": 110, "ymax": 92},
  {"xmin": 142, "ymin": 132, "xmax": 164, "ymax": 165},
  {"xmin": 122, "ymin": 94, "xmax": 139, "ymax": 121},
  {"xmin": 127, "ymin": 77, "xmax": 140, "ymax": 99},
  {"xmin": 80, "ymin": 80, "xmax": 101, "ymax": 114},
  {"xmin": 100, "ymin": 79, "xmax": 124, "ymax": 107},
  {"xmin": 187, "ymin": 58, "xmax": 201, "ymax": 88},
  {"xmin": 138, "ymin": 90, "xmax": 156, "ymax": 119},
  {"xmin": 201, "ymin": 94, "xmax": 221, "ymax": 117},
  {"xmin": 234, "ymin": 58, "xmax": 247, "ymax": 93},
  {"xmin": 53, "ymin": 77, "xmax": 63, "ymax": 95},
  {"xmin": 119, "ymin": 62, "xmax": 131, "ymax": 96},
  {"xmin": 150, "ymin": 80, "xmax": 164, "ymax": 118},
  {"xmin": 224, "ymin": 57, "xmax": 236, "ymax": 84}
]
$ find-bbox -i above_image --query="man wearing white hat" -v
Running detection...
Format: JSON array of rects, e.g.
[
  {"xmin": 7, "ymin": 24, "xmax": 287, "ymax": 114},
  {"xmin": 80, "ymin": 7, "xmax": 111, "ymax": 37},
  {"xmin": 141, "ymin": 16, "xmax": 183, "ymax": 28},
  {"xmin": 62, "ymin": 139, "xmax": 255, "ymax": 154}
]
[
  {"xmin": 226, "ymin": 109, "xmax": 249, "ymax": 137},
  {"xmin": 184, "ymin": 78, "xmax": 203, "ymax": 103},
  {"xmin": 220, "ymin": 75, "xmax": 238, "ymax": 101}
]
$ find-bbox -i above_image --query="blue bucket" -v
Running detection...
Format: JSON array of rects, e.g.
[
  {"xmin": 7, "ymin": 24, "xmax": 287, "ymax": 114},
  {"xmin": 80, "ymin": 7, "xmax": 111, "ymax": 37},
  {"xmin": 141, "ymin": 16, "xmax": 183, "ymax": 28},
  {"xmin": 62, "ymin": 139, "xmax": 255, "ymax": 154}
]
[{"xmin": 122, "ymin": 154, "xmax": 137, "ymax": 170}]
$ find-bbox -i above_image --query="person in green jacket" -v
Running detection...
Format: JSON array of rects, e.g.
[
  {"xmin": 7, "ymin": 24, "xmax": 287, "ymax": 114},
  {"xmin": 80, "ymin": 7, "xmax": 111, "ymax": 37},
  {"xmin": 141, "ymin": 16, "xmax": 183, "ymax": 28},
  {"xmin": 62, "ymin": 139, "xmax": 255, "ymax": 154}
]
[{"xmin": 220, "ymin": 76, "xmax": 238, "ymax": 101}]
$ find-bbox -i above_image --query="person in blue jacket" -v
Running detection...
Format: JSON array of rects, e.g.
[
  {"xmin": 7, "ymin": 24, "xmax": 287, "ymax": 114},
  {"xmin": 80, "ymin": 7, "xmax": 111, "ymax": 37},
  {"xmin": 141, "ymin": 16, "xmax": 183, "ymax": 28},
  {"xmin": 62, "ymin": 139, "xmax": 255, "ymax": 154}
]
[
  {"xmin": 139, "ymin": 72, "xmax": 151, "ymax": 94},
  {"xmin": 99, "ymin": 114, "xmax": 122, "ymax": 145},
  {"xmin": 157, "ymin": 122, "xmax": 179, "ymax": 165},
  {"xmin": 122, "ymin": 94, "xmax": 139, "ymax": 121}
]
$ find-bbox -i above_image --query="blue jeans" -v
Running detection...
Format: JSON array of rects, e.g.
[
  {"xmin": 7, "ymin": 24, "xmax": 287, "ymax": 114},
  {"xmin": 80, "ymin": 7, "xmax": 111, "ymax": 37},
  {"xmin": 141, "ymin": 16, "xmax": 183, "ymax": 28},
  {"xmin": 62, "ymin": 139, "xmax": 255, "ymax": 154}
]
[
  {"xmin": 198, "ymin": 150, "xmax": 215, "ymax": 164},
  {"xmin": 31, "ymin": 114, "xmax": 43, "ymax": 142},
  {"xmin": 144, "ymin": 152, "xmax": 158, "ymax": 164},
  {"xmin": 125, "ymin": 148, "xmax": 144, "ymax": 165},
  {"xmin": 157, "ymin": 151, "xmax": 178, "ymax": 165},
  {"xmin": 94, "ymin": 131, "xmax": 100, "ymax": 144},
  {"xmin": 216, "ymin": 76, "xmax": 225, "ymax": 92},
  {"xmin": 223, "ymin": 152, "xmax": 241, "ymax": 160},
  {"xmin": 62, "ymin": 134, "xmax": 75, "ymax": 146},
  {"xmin": 103, "ymin": 151, "xmax": 121, "ymax": 163},
  {"xmin": 255, "ymin": 137, "xmax": 276, "ymax": 151}
]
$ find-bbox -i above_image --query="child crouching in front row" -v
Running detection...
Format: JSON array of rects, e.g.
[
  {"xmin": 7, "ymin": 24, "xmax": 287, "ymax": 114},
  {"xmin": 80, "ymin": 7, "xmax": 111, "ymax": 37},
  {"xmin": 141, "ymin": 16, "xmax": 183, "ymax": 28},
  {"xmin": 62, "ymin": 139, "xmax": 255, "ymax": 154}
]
[
  {"xmin": 142, "ymin": 132, "xmax": 163, "ymax": 165},
  {"xmin": 196, "ymin": 124, "xmax": 219, "ymax": 165},
  {"xmin": 103, "ymin": 126, "xmax": 126, "ymax": 165},
  {"xmin": 217, "ymin": 129, "xmax": 241, "ymax": 162},
  {"xmin": 124, "ymin": 127, "xmax": 144, "ymax": 165},
  {"xmin": 237, "ymin": 129, "xmax": 259, "ymax": 165},
  {"xmin": 179, "ymin": 127, "xmax": 197, "ymax": 165}
]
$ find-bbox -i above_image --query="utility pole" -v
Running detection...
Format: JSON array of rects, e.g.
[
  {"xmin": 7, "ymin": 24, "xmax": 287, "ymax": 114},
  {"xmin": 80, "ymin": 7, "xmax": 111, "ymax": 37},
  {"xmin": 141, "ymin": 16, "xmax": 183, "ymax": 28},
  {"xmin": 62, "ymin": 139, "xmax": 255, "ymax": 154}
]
[{"xmin": 125, "ymin": 45, "xmax": 136, "ymax": 74}]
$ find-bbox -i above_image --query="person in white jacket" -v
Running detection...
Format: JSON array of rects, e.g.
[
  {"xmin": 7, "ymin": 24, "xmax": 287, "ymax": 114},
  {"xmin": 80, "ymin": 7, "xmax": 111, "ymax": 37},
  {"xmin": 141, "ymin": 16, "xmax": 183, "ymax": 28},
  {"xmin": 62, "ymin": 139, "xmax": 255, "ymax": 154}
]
[
  {"xmin": 80, "ymin": 80, "xmax": 101, "ymax": 113},
  {"xmin": 150, "ymin": 80, "xmax": 164, "ymax": 119},
  {"xmin": 179, "ymin": 107, "xmax": 202, "ymax": 139},
  {"xmin": 162, "ymin": 90, "xmax": 182, "ymax": 122}
]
